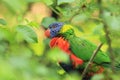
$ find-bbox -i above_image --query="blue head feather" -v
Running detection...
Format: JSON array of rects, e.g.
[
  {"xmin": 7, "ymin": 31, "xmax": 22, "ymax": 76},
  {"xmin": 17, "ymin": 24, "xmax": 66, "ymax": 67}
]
[{"xmin": 49, "ymin": 22, "xmax": 64, "ymax": 38}]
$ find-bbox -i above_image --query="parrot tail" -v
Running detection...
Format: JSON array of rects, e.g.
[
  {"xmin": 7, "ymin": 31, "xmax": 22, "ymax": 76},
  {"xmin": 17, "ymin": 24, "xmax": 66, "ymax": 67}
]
[
  {"xmin": 102, "ymin": 61, "xmax": 120, "ymax": 71},
  {"xmin": 59, "ymin": 62, "xmax": 74, "ymax": 73},
  {"xmin": 114, "ymin": 61, "xmax": 120, "ymax": 71},
  {"xmin": 59, "ymin": 62, "xmax": 92, "ymax": 80}
]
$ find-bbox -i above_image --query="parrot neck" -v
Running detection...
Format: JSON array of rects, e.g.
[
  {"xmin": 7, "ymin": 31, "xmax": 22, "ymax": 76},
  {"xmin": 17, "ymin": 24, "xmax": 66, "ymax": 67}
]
[{"xmin": 59, "ymin": 24, "xmax": 75, "ymax": 39}]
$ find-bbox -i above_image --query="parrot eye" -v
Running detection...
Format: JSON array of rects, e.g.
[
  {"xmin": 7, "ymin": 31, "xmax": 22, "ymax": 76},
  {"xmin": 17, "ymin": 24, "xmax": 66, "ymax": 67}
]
[
  {"xmin": 52, "ymin": 26, "xmax": 56, "ymax": 28},
  {"xmin": 49, "ymin": 26, "xmax": 52, "ymax": 28},
  {"xmin": 49, "ymin": 25, "xmax": 56, "ymax": 29}
]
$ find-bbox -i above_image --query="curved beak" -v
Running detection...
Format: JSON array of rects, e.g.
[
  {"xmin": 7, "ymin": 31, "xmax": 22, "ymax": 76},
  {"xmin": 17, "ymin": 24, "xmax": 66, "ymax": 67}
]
[{"xmin": 45, "ymin": 29, "xmax": 50, "ymax": 38}]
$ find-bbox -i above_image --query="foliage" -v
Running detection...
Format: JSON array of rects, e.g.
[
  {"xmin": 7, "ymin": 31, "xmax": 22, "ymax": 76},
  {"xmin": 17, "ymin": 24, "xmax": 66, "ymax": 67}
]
[
  {"xmin": 0, "ymin": 0, "xmax": 120, "ymax": 80},
  {"xmin": 41, "ymin": 17, "xmax": 57, "ymax": 28},
  {"xmin": 16, "ymin": 25, "xmax": 38, "ymax": 43}
]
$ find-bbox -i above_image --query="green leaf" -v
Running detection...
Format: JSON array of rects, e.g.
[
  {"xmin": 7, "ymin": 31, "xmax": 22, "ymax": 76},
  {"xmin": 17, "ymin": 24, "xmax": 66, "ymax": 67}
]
[
  {"xmin": 57, "ymin": 69, "xmax": 65, "ymax": 75},
  {"xmin": 0, "ymin": 18, "xmax": 7, "ymax": 25},
  {"xmin": 41, "ymin": 17, "xmax": 56, "ymax": 29},
  {"xmin": 42, "ymin": 0, "xmax": 53, "ymax": 6},
  {"xmin": 57, "ymin": 0, "xmax": 75, "ymax": 5},
  {"xmin": 16, "ymin": 25, "xmax": 38, "ymax": 43},
  {"xmin": 91, "ymin": 74, "xmax": 104, "ymax": 80},
  {"xmin": 47, "ymin": 47, "xmax": 69, "ymax": 63},
  {"xmin": 28, "ymin": 21, "xmax": 39, "ymax": 28}
]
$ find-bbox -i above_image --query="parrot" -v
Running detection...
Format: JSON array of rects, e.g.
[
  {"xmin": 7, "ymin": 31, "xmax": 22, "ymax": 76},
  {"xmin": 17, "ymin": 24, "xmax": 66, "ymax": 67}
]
[{"xmin": 44, "ymin": 22, "xmax": 120, "ymax": 78}]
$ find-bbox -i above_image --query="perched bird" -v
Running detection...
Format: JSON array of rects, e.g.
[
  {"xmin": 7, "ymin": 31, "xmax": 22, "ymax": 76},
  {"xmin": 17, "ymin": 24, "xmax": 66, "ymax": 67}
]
[
  {"xmin": 45, "ymin": 22, "xmax": 119, "ymax": 77},
  {"xmin": 45, "ymin": 22, "xmax": 84, "ymax": 68}
]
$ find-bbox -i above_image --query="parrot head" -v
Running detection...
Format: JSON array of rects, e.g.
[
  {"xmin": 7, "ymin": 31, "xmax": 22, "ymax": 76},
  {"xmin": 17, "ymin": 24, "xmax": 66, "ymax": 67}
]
[
  {"xmin": 45, "ymin": 22, "xmax": 64, "ymax": 38},
  {"xmin": 45, "ymin": 22, "xmax": 74, "ymax": 38}
]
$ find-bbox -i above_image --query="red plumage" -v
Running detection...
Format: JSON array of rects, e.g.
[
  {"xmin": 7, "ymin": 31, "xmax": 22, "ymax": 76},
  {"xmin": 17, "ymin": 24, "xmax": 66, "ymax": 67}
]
[{"xmin": 50, "ymin": 37, "xmax": 83, "ymax": 67}]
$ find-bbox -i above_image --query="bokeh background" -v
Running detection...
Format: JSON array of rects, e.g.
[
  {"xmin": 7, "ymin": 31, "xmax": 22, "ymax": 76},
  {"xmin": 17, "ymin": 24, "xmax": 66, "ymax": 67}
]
[{"xmin": 0, "ymin": 0, "xmax": 120, "ymax": 80}]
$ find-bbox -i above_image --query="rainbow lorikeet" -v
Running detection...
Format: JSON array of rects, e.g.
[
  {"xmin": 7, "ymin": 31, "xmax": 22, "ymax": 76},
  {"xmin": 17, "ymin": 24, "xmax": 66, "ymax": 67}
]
[{"xmin": 44, "ymin": 22, "xmax": 119, "ymax": 77}]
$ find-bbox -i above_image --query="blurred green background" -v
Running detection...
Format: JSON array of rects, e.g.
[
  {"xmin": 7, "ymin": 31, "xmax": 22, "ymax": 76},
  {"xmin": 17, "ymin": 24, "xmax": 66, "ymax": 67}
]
[{"xmin": 0, "ymin": 0, "xmax": 120, "ymax": 80}]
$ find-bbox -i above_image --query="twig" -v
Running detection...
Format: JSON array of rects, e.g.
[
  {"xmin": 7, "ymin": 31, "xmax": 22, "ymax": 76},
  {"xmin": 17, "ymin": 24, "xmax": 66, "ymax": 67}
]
[
  {"xmin": 49, "ymin": 6, "xmax": 62, "ymax": 17},
  {"xmin": 68, "ymin": 10, "xmax": 80, "ymax": 22},
  {"xmin": 81, "ymin": 43, "xmax": 103, "ymax": 78},
  {"xmin": 68, "ymin": 5, "xmax": 85, "ymax": 22},
  {"xmin": 89, "ymin": 17, "xmax": 103, "ymax": 22}
]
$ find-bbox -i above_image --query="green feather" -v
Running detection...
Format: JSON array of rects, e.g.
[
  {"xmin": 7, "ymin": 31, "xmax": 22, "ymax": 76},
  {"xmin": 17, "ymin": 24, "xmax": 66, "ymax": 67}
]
[
  {"xmin": 60, "ymin": 25, "xmax": 111, "ymax": 65},
  {"xmin": 68, "ymin": 35, "xmax": 110, "ymax": 64}
]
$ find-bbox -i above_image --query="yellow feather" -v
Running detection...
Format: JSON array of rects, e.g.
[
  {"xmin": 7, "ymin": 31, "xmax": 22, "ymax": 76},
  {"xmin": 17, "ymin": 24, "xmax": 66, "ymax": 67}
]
[{"xmin": 59, "ymin": 24, "xmax": 73, "ymax": 33}]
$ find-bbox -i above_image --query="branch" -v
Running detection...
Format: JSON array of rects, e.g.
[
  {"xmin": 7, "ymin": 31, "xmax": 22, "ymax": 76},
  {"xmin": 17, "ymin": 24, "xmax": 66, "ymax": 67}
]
[
  {"xmin": 98, "ymin": 0, "xmax": 115, "ymax": 72},
  {"xmin": 103, "ymin": 23, "xmax": 115, "ymax": 72},
  {"xmin": 81, "ymin": 43, "xmax": 103, "ymax": 78}
]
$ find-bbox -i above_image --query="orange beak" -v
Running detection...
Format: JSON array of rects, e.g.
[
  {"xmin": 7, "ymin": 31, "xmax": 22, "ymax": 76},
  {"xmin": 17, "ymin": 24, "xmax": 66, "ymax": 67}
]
[{"xmin": 45, "ymin": 29, "xmax": 50, "ymax": 38}]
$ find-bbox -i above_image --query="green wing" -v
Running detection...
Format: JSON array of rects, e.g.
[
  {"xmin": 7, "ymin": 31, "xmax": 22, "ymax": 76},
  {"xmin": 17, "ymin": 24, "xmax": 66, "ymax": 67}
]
[{"xmin": 68, "ymin": 35, "xmax": 111, "ymax": 64}]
